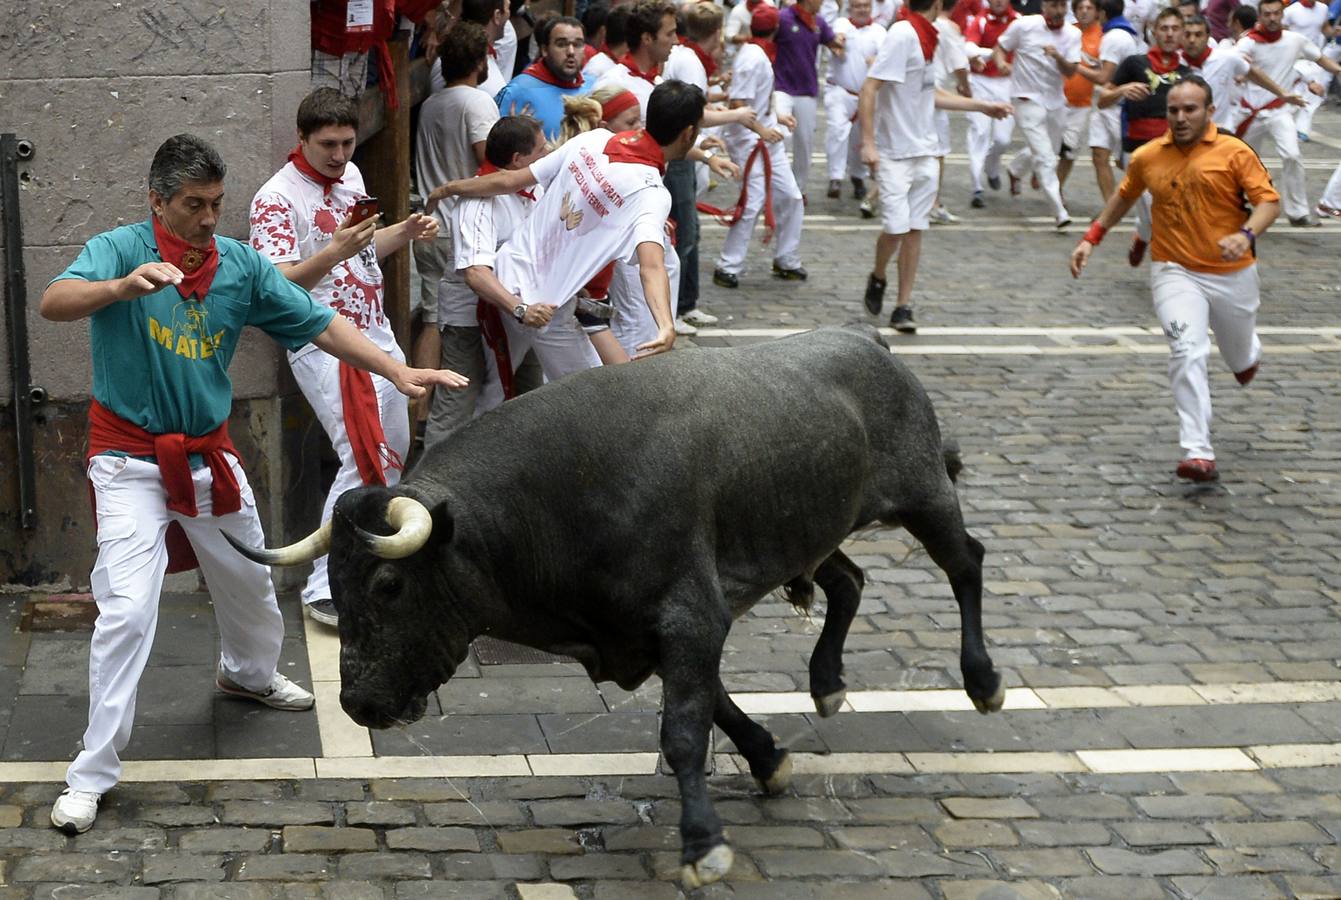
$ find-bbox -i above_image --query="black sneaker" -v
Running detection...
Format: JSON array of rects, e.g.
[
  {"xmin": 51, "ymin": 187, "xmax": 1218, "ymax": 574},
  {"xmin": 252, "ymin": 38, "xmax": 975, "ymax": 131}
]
[
  {"xmin": 970, "ymin": 191, "xmax": 985, "ymax": 209},
  {"xmin": 851, "ymin": 176, "xmax": 866, "ymax": 200},
  {"xmin": 987, "ymin": 174, "xmax": 1001, "ymax": 191},
  {"xmin": 863, "ymin": 273, "xmax": 886, "ymax": 315},
  {"xmin": 890, "ymin": 305, "xmax": 916, "ymax": 334},
  {"xmin": 772, "ymin": 262, "xmax": 808, "ymax": 281},
  {"xmin": 305, "ymin": 598, "xmax": 338, "ymax": 627},
  {"xmin": 712, "ymin": 269, "xmax": 739, "ymax": 288}
]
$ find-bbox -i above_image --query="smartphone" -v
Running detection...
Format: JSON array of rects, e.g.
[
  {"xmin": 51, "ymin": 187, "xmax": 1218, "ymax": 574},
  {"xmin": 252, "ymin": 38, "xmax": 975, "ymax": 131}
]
[{"xmin": 349, "ymin": 196, "xmax": 380, "ymax": 225}]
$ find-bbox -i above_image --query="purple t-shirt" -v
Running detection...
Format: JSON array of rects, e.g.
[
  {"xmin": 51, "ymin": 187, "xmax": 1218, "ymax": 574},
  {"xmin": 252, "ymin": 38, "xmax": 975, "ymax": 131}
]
[{"xmin": 773, "ymin": 5, "xmax": 835, "ymax": 96}]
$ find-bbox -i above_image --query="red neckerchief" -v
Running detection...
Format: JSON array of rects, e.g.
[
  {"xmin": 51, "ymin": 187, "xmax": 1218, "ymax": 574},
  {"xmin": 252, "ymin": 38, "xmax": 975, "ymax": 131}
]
[
  {"xmin": 86, "ymin": 398, "xmax": 241, "ymax": 574},
  {"xmin": 794, "ymin": 4, "xmax": 819, "ymax": 31},
  {"xmin": 604, "ymin": 129, "xmax": 667, "ymax": 175},
  {"xmin": 488, "ymin": 44, "xmax": 498, "ymax": 58},
  {"xmin": 748, "ymin": 36, "xmax": 779, "ymax": 63},
  {"xmin": 151, "ymin": 215, "xmax": 220, "ymax": 301},
  {"xmin": 618, "ymin": 52, "xmax": 661, "ymax": 83},
  {"xmin": 1245, "ymin": 24, "xmax": 1283, "ymax": 42},
  {"xmin": 1183, "ymin": 44, "xmax": 1212, "ymax": 67},
  {"xmin": 680, "ymin": 37, "xmax": 719, "ymax": 77},
  {"xmin": 1146, "ymin": 48, "xmax": 1182, "ymax": 74},
  {"xmin": 899, "ymin": 7, "xmax": 939, "ymax": 62},
  {"xmin": 476, "ymin": 160, "xmax": 537, "ymax": 200},
  {"xmin": 1297, "ymin": 0, "xmax": 1316, "ymax": 7},
  {"xmin": 582, "ymin": 43, "xmax": 599, "ymax": 64},
  {"xmin": 747, "ymin": 0, "xmax": 766, "ymax": 9},
  {"xmin": 288, "ymin": 145, "xmax": 342, "ymax": 195},
  {"xmin": 522, "ymin": 56, "xmax": 584, "ymax": 88},
  {"xmin": 849, "ymin": 15, "xmax": 873, "ymax": 27}
]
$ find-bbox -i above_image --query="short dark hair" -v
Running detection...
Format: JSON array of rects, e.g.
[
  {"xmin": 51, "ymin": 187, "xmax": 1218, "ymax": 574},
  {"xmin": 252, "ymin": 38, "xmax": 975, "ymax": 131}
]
[
  {"xmin": 485, "ymin": 116, "xmax": 544, "ymax": 167},
  {"xmin": 605, "ymin": 6, "xmax": 631, "ymax": 47},
  {"xmin": 148, "ymin": 134, "xmax": 226, "ymax": 200},
  {"xmin": 645, "ymin": 79, "xmax": 705, "ymax": 145},
  {"xmin": 1230, "ymin": 4, "xmax": 1257, "ymax": 28},
  {"xmin": 1182, "ymin": 13, "xmax": 1208, "ymax": 28},
  {"xmin": 461, "ymin": 0, "xmax": 506, "ymax": 25},
  {"xmin": 541, "ymin": 15, "xmax": 584, "ymax": 45},
  {"xmin": 626, "ymin": 0, "xmax": 675, "ymax": 51},
  {"xmin": 1097, "ymin": 0, "xmax": 1124, "ymax": 21},
  {"xmin": 440, "ymin": 22, "xmax": 489, "ymax": 84},
  {"xmin": 296, "ymin": 87, "xmax": 359, "ymax": 138},
  {"xmin": 1257, "ymin": 0, "xmax": 1283, "ymax": 8},
  {"xmin": 583, "ymin": 1, "xmax": 610, "ymax": 38},
  {"xmin": 1156, "ymin": 6, "xmax": 1184, "ymax": 22},
  {"xmin": 1170, "ymin": 73, "xmax": 1213, "ymax": 106},
  {"xmin": 907, "ymin": 0, "xmax": 938, "ymax": 12}
]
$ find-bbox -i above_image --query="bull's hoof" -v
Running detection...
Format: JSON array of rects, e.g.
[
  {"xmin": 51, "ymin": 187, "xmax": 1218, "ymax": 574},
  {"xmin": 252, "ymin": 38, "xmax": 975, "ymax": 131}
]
[
  {"xmin": 971, "ymin": 678, "xmax": 1007, "ymax": 714},
  {"xmin": 681, "ymin": 843, "xmax": 735, "ymax": 889},
  {"xmin": 812, "ymin": 688, "xmax": 846, "ymax": 718},
  {"xmin": 759, "ymin": 750, "xmax": 793, "ymax": 795}
]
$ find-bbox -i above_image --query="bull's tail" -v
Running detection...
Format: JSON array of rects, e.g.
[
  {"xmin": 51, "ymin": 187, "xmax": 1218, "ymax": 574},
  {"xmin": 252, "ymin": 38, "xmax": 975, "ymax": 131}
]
[
  {"xmin": 781, "ymin": 576, "xmax": 816, "ymax": 612},
  {"xmin": 943, "ymin": 439, "xmax": 963, "ymax": 484}
]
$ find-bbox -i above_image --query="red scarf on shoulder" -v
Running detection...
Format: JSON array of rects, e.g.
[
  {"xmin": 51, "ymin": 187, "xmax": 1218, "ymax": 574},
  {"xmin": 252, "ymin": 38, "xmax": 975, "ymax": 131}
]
[
  {"xmin": 288, "ymin": 146, "xmax": 342, "ymax": 194},
  {"xmin": 793, "ymin": 4, "xmax": 819, "ymax": 31},
  {"xmin": 1183, "ymin": 44, "xmax": 1212, "ymax": 67},
  {"xmin": 618, "ymin": 53, "xmax": 660, "ymax": 83},
  {"xmin": 151, "ymin": 216, "xmax": 219, "ymax": 301},
  {"xmin": 1244, "ymin": 24, "xmax": 1283, "ymax": 42},
  {"xmin": 604, "ymin": 129, "xmax": 667, "ymax": 175},
  {"xmin": 522, "ymin": 57, "xmax": 584, "ymax": 88},
  {"xmin": 899, "ymin": 7, "xmax": 940, "ymax": 62},
  {"xmin": 680, "ymin": 37, "xmax": 719, "ymax": 77},
  {"xmin": 749, "ymin": 36, "xmax": 778, "ymax": 63},
  {"xmin": 1146, "ymin": 48, "xmax": 1182, "ymax": 74}
]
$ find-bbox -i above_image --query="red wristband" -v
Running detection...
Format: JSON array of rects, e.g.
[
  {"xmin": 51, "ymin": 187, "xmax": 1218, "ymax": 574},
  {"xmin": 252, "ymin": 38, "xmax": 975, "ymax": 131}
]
[{"xmin": 1083, "ymin": 221, "xmax": 1107, "ymax": 245}]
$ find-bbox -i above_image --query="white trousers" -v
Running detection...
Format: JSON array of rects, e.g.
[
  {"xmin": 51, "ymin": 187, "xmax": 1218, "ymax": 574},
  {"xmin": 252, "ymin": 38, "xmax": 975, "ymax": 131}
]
[
  {"xmin": 775, "ymin": 92, "xmax": 818, "ymax": 195},
  {"xmin": 290, "ymin": 346, "xmax": 409, "ymax": 606},
  {"xmin": 823, "ymin": 85, "xmax": 865, "ymax": 181},
  {"xmin": 966, "ymin": 75, "xmax": 1013, "ymax": 192},
  {"xmin": 478, "ymin": 298, "xmax": 602, "ymax": 412},
  {"xmin": 1151, "ymin": 261, "xmax": 1262, "ymax": 460},
  {"xmin": 1241, "ymin": 106, "xmax": 1308, "ymax": 220},
  {"xmin": 68, "ymin": 455, "xmax": 286, "ymax": 793},
  {"xmin": 1293, "ymin": 60, "xmax": 1332, "ymax": 137},
  {"xmin": 716, "ymin": 136, "xmax": 805, "ymax": 274},
  {"xmin": 609, "ymin": 233, "xmax": 681, "ymax": 358},
  {"xmin": 1321, "ymin": 159, "xmax": 1341, "ymax": 210},
  {"xmin": 1007, "ymin": 98, "xmax": 1069, "ymax": 220}
]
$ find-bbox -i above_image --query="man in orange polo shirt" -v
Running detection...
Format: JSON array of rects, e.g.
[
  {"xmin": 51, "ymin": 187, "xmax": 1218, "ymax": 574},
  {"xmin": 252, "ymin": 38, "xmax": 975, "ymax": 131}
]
[{"xmin": 1070, "ymin": 75, "xmax": 1280, "ymax": 484}]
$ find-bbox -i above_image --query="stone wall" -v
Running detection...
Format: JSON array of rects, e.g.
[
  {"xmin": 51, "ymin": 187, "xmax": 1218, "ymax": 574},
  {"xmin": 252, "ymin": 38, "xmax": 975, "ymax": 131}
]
[{"xmin": 0, "ymin": 1, "xmax": 320, "ymax": 585}]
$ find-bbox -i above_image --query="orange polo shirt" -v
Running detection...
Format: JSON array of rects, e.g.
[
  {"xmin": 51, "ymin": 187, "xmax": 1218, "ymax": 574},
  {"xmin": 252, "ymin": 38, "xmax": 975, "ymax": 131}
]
[
  {"xmin": 1118, "ymin": 123, "xmax": 1280, "ymax": 274},
  {"xmin": 1064, "ymin": 22, "xmax": 1102, "ymax": 108}
]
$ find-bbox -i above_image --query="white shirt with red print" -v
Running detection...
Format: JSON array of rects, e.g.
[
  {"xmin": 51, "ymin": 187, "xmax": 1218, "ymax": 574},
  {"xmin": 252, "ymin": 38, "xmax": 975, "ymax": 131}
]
[{"xmin": 249, "ymin": 160, "xmax": 396, "ymax": 361}]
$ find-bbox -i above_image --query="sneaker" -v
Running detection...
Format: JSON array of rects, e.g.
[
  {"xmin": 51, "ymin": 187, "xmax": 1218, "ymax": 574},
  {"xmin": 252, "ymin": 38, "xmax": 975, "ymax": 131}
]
[
  {"xmin": 1008, "ymin": 172, "xmax": 1021, "ymax": 196},
  {"xmin": 890, "ymin": 305, "xmax": 917, "ymax": 334},
  {"xmin": 1128, "ymin": 236, "xmax": 1148, "ymax": 267},
  {"xmin": 712, "ymin": 269, "xmax": 739, "ymax": 289},
  {"xmin": 1056, "ymin": 214, "xmax": 1072, "ymax": 230},
  {"xmin": 772, "ymin": 262, "xmax": 808, "ymax": 280},
  {"xmin": 859, "ymin": 198, "xmax": 875, "ymax": 219},
  {"xmin": 987, "ymin": 174, "xmax": 1001, "ymax": 191},
  {"xmin": 827, "ymin": 179, "xmax": 842, "ymax": 199},
  {"xmin": 929, "ymin": 205, "xmax": 960, "ymax": 225},
  {"xmin": 51, "ymin": 789, "xmax": 101, "ymax": 835},
  {"xmin": 863, "ymin": 273, "xmax": 887, "ymax": 315},
  {"xmin": 971, "ymin": 191, "xmax": 985, "ymax": 209},
  {"xmin": 1317, "ymin": 203, "xmax": 1341, "ymax": 220},
  {"xmin": 679, "ymin": 308, "xmax": 719, "ymax": 327},
  {"xmin": 851, "ymin": 176, "xmax": 866, "ymax": 200},
  {"xmin": 217, "ymin": 667, "xmax": 315, "ymax": 711},
  {"xmin": 1030, "ymin": 173, "xmax": 1040, "ymax": 191},
  {"xmin": 1298, "ymin": 131, "xmax": 1310, "ymax": 143},
  {"xmin": 305, "ymin": 598, "xmax": 338, "ymax": 627},
  {"xmin": 1234, "ymin": 360, "xmax": 1259, "ymax": 386},
  {"xmin": 1176, "ymin": 458, "xmax": 1219, "ymax": 482},
  {"xmin": 674, "ymin": 317, "xmax": 699, "ymax": 336},
  {"xmin": 1289, "ymin": 214, "xmax": 1321, "ymax": 227}
]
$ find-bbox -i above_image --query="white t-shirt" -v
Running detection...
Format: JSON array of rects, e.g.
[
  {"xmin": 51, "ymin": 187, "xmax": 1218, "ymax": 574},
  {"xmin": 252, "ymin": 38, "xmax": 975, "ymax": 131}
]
[
  {"xmin": 1236, "ymin": 30, "xmax": 1321, "ymax": 107},
  {"xmin": 249, "ymin": 161, "xmax": 395, "ymax": 359},
  {"xmin": 1125, "ymin": 0, "xmax": 1156, "ymax": 43},
  {"xmin": 997, "ymin": 15, "xmax": 1082, "ymax": 109},
  {"xmin": 724, "ymin": 2, "xmax": 752, "ymax": 55},
  {"xmin": 724, "ymin": 42, "xmax": 779, "ymax": 148},
  {"xmin": 1283, "ymin": 0, "xmax": 1330, "ymax": 47},
  {"xmin": 868, "ymin": 20, "xmax": 939, "ymax": 159},
  {"xmin": 444, "ymin": 186, "xmax": 543, "ymax": 326},
  {"xmin": 494, "ymin": 129, "xmax": 671, "ymax": 309},
  {"xmin": 933, "ymin": 16, "xmax": 970, "ymax": 91},
  {"xmin": 415, "ymin": 85, "xmax": 500, "ymax": 232},
  {"xmin": 664, "ymin": 43, "xmax": 711, "ymax": 93},
  {"xmin": 829, "ymin": 18, "xmax": 888, "ymax": 92},
  {"xmin": 583, "ymin": 50, "xmax": 618, "ymax": 81},
  {"xmin": 595, "ymin": 63, "xmax": 659, "ymax": 115},
  {"xmin": 1191, "ymin": 43, "xmax": 1250, "ymax": 127},
  {"xmin": 1098, "ymin": 26, "xmax": 1140, "ymax": 69}
]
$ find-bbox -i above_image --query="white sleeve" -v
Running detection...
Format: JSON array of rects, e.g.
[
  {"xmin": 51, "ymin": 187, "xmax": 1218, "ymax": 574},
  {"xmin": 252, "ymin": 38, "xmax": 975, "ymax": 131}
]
[
  {"xmin": 626, "ymin": 192, "xmax": 673, "ymax": 260},
  {"xmin": 997, "ymin": 19, "xmax": 1021, "ymax": 53},
  {"xmin": 529, "ymin": 141, "xmax": 575, "ymax": 189},
  {"xmin": 868, "ymin": 27, "xmax": 910, "ymax": 84},
  {"xmin": 1298, "ymin": 35, "xmax": 1322, "ymax": 62},
  {"xmin": 729, "ymin": 53, "xmax": 764, "ymax": 101},
  {"xmin": 495, "ymin": 21, "xmax": 518, "ymax": 79},
  {"xmin": 1230, "ymin": 52, "xmax": 1250, "ymax": 78},
  {"xmin": 453, "ymin": 198, "xmax": 500, "ymax": 271},
  {"xmin": 1063, "ymin": 27, "xmax": 1082, "ymax": 63}
]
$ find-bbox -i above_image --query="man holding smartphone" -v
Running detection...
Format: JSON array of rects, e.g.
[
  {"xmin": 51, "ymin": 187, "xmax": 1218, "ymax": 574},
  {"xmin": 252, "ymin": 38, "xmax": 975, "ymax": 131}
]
[{"xmin": 249, "ymin": 88, "xmax": 443, "ymax": 628}]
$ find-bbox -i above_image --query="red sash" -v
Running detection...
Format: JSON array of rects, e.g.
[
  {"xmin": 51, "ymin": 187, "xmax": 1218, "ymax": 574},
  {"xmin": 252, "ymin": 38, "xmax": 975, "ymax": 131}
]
[
  {"xmin": 1235, "ymin": 96, "xmax": 1286, "ymax": 136},
  {"xmin": 338, "ymin": 363, "xmax": 403, "ymax": 487},
  {"xmin": 696, "ymin": 139, "xmax": 775, "ymax": 244},
  {"xmin": 477, "ymin": 301, "xmax": 520, "ymax": 400}
]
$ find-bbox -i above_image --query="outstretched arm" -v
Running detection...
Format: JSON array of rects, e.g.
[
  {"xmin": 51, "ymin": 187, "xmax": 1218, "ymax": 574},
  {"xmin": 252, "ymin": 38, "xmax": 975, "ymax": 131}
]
[
  {"xmin": 425, "ymin": 167, "xmax": 540, "ymax": 214},
  {"xmin": 311, "ymin": 315, "xmax": 469, "ymax": 397},
  {"xmin": 1070, "ymin": 188, "xmax": 1140, "ymax": 277}
]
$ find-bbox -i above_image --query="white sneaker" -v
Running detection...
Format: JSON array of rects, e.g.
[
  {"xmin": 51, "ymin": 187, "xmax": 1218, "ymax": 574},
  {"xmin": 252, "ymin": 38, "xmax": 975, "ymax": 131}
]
[
  {"xmin": 929, "ymin": 205, "xmax": 960, "ymax": 225},
  {"xmin": 674, "ymin": 317, "xmax": 699, "ymax": 336},
  {"xmin": 51, "ymin": 789, "xmax": 101, "ymax": 834},
  {"xmin": 216, "ymin": 667, "xmax": 315, "ymax": 711},
  {"xmin": 679, "ymin": 309, "xmax": 719, "ymax": 327}
]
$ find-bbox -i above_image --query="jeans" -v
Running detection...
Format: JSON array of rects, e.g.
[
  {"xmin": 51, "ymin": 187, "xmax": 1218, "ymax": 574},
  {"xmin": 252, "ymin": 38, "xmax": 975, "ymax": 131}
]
[{"xmin": 664, "ymin": 159, "xmax": 700, "ymax": 313}]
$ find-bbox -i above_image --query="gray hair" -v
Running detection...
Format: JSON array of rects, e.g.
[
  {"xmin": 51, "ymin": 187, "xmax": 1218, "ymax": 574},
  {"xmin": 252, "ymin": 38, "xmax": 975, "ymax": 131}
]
[{"xmin": 148, "ymin": 134, "xmax": 226, "ymax": 200}]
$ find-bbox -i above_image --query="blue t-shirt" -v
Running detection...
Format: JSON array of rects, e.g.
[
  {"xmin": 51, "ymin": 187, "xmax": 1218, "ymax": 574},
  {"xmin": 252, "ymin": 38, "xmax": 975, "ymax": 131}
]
[
  {"xmin": 495, "ymin": 71, "xmax": 593, "ymax": 140},
  {"xmin": 52, "ymin": 219, "xmax": 335, "ymax": 437}
]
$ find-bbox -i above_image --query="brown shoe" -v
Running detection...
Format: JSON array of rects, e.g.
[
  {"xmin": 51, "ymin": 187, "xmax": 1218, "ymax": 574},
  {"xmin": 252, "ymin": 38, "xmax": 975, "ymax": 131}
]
[
  {"xmin": 1176, "ymin": 458, "xmax": 1218, "ymax": 482},
  {"xmin": 1128, "ymin": 236, "xmax": 1148, "ymax": 267},
  {"xmin": 1234, "ymin": 361, "xmax": 1259, "ymax": 386}
]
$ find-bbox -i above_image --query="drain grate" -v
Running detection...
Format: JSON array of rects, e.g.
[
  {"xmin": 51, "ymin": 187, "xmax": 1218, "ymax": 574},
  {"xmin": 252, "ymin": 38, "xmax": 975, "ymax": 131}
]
[
  {"xmin": 19, "ymin": 594, "xmax": 99, "ymax": 632},
  {"xmin": 471, "ymin": 635, "xmax": 573, "ymax": 666}
]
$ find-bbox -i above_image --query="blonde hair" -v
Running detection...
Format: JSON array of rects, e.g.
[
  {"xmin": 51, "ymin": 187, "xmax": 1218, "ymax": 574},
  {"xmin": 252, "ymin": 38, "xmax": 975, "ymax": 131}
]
[{"xmin": 553, "ymin": 86, "xmax": 635, "ymax": 148}]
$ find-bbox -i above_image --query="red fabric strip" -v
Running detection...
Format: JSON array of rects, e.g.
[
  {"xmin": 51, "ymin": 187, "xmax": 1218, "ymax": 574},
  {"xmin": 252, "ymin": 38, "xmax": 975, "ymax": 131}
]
[
  {"xmin": 604, "ymin": 129, "xmax": 668, "ymax": 175},
  {"xmin": 695, "ymin": 138, "xmax": 775, "ymax": 243},
  {"xmin": 288, "ymin": 145, "xmax": 343, "ymax": 194},
  {"xmin": 150, "ymin": 216, "xmax": 219, "ymax": 301},
  {"xmin": 477, "ymin": 301, "xmax": 518, "ymax": 400},
  {"xmin": 338, "ymin": 362, "xmax": 403, "ymax": 487}
]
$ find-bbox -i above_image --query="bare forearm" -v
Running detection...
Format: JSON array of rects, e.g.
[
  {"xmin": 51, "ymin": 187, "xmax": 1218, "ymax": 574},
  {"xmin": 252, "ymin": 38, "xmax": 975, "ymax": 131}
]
[
  {"xmin": 1246, "ymin": 65, "xmax": 1289, "ymax": 97},
  {"xmin": 310, "ymin": 314, "xmax": 405, "ymax": 381},
  {"xmin": 40, "ymin": 278, "xmax": 124, "ymax": 322},
  {"xmin": 1245, "ymin": 199, "xmax": 1279, "ymax": 236},
  {"xmin": 442, "ymin": 168, "xmax": 536, "ymax": 199},
  {"xmin": 1094, "ymin": 190, "xmax": 1139, "ymax": 230},
  {"xmin": 1097, "ymin": 84, "xmax": 1123, "ymax": 108},
  {"xmin": 278, "ymin": 247, "xmax": 340, "ymax": 291},
  {"xmin": 636, "ymin": 250, "xmax": 673, "ymax": 331},
  {"xmin": 934, "ymin": 87, "xmax": 989, "ymax": 111},
  {"xmin": 464, "ymin": 265, "xmax": 520, "ymax": 315},
  {"xmin": 374, "ymin": 222, "xmax": 412, "ymax": 260},
  {"xmin": 858, "ymin": 79, "xmax": 878, "ymax": 143}
]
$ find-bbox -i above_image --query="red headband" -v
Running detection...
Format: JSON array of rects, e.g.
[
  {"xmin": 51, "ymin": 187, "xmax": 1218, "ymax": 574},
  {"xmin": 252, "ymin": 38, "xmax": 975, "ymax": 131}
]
[{"xmin": 601, "ymin": 90, "xmax": 640, "ymax": 123}]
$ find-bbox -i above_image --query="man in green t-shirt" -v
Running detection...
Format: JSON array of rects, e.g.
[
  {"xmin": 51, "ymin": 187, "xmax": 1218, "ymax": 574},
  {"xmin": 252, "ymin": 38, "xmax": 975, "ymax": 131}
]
[{"xmin": 40, "ymin": 134, "xmax": 468, "ymax": 835}]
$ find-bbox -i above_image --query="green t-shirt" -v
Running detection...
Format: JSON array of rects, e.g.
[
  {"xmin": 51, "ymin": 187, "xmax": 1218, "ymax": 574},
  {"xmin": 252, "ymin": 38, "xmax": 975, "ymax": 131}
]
[{"xmin": 53, "ymin": 219, "xmax": 335, "ymax": 437}]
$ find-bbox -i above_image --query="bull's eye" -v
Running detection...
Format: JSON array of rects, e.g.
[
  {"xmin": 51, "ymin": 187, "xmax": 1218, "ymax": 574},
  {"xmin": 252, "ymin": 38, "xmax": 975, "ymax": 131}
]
[{"xmin": 369, "ymin": 567, "xmax": 403, "ymax": 597}]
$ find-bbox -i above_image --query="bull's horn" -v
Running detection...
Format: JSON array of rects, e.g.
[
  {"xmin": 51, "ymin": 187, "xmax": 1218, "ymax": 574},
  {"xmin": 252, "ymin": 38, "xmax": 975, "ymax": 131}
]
[
  {"xmin": 358, "ymin": 496, "xmax": 433, "ymax": 559},
  {"xmin": 222, "ymin": 520, "xmax": 332, "ymax": 566}
]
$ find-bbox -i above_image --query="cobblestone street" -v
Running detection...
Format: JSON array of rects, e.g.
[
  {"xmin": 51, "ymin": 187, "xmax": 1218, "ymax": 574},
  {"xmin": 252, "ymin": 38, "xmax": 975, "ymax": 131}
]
[{"xmin": 3, "ymin": 106, "xmax": 1341, "ymax": 898}]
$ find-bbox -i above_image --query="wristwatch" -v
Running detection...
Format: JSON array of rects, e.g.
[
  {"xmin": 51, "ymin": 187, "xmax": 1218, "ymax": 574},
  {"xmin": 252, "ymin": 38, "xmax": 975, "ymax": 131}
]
[{"xmin": 512, "ymin": 303, "xmax": 527, "ymax": 322}]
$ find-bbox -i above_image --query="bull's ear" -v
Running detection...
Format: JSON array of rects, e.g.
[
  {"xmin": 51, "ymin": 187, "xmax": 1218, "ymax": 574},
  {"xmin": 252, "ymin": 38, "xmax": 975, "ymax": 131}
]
[{"xmin": 429, "ymin": 501, "xmax": 455, "ymax": 545}]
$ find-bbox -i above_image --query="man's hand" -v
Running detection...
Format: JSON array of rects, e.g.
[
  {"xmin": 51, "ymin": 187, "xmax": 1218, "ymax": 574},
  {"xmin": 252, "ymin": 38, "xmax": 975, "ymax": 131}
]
[
  {"xmin": 700, "ymin": 135, "xmax": 726, "ymax": 152},
  {"xmin": 981, "ymin": 100, "xmax": 1013, "ymax": 119},
  {"xmin": 424, "ymin": 183, "xmax": 458, "ymax": 217},
  {"xmin": 522, "ymin": 304, "xmax": 554, "ymax": 328},
  {"xmin": 330, "ymin": 215, "xmax": 378, "ymax": 260},
  {"xmin": 118, "ymin": 262, "xmax": 184, "ymax": 300},
  {"xmin": 707, "ymin": 154, "xmax": 740, "ymax": 179},
  {"xmin": 1218, "ymin": 231, "xmax": 1252, "ymax": 261},
  {"xmin": 760, "ymin": 126, "xmax": 785, "ymax": 143},
  {"xmin": 730, "ymin": 106, "xmax": 758, "ymax": 127},
  {"xmin": 1308, "ymin": 80, "xmax": 1326, "ymax": 97},
  {"xmin": 861, "ymin": 139, "xmax": 879, "ymax": 168},
  {"xmin": 402, "ymin": 212, "xmax": 439, "ymax": 242},
  {"xmin": 1043, "ymin": 44, "xmax": 1060, "ymax": 60},
  {"xmin": 777, "ymin": 113, "xmax": 797, "ymax": 130},
  {"xmin": 1285, "ymin": 92, "xmax": 1307, "ymax": 106},
  {"xmin": 996, "ymin": 59, "xmax": 1012, "ymax": 76},
  {"xmin": 391, "ymin": 365, "xmax": 470, "ymax": 399},
  {"xmin": 1118, "ymin": 82, "xmax": 1151, "ymax": 101},
  {"xmin": 635, "ymin": 324, "xmax": 676, "ymax": 358},
  {"xmin": 1070, "ymin": 240, "xmax": 1094, "ymax": 278}
]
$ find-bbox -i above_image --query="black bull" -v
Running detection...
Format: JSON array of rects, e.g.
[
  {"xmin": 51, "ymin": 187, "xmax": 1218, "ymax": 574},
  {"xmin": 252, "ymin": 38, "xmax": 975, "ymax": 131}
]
[{"xmin": 230, "ymin": 325, "xmax": 1003, "ymax": 888}]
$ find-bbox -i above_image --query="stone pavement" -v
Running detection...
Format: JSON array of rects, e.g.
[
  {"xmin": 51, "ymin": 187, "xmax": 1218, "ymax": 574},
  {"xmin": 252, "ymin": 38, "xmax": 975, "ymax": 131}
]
[{"xmin": 3, "ymin": 104, "xmax": 1341, "ymax": 898}]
